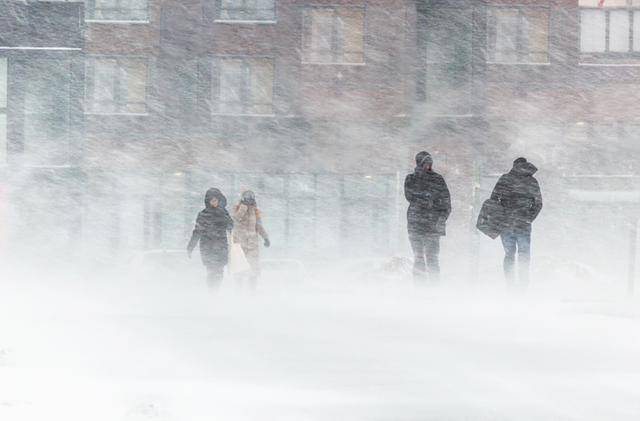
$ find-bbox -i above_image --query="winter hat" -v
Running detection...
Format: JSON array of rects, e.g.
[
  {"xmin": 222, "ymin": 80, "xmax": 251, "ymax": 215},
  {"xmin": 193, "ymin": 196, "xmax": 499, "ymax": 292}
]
[
  {"xmin": 415, "ymin": 151, "xmax": 429, "ymax": 165},
  {"xmin": 511, "ymin": 157, "xmax": 538, "ymax": 176},
  {"xmin": 204, "ymin": 188, "xmax": 227, "ymax": 208},
  {"xmin": 242, "ymin": 190, "xmax": 255, "ymax": 202},
  {"xmin": 416, "ymin": 152, "xmax": 433, "ymax": 170},
  {"xmin": 238, "ymin": 186, "xmax": 257, "ymax": 205},
  {"xmin": 421, "ymin": 154, "xmax": 433, "ymax": 169}
]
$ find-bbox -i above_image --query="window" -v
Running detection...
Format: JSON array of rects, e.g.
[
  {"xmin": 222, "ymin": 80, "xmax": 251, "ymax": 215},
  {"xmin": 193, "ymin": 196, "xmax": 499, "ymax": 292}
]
[
  {"xmin": 212, "ymin": 57, "xmax": 274, "ymax": 115},
  {"xmin": 302, "ymin": 6, "xmax": 365, "ymax": 64},
  {"xmin": 216, "ymin": 0, "xmax": 276, "ymax": 22},
  {"xmin": 84, "ymin": 0, "xmax": 148, "ymax": 22},
  {"xmin": 580, "ymin": 1, "xmax": 640, "ymax": 62},
  {"xmin": 420, "ymin": 8, "xmax": 473, "ymax": 115},
  {"xmin": 24, "ymin": 59, "xmax": 71, "ymax": 166},
  {"xmin": 487, "ymin": 6, "xmax": 549, "ymax": 63},
  {"xmin": 85, "ymin": 57, "xmax": 147, "ymax": 114}
]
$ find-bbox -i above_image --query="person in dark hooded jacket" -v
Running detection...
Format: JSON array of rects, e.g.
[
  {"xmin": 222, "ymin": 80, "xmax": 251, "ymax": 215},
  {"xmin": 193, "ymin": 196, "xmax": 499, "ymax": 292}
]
[
  {"xmin": 405, "ymin": 151, "xmax": 451, "ymax": 284},
  {"xmin": 490, "ymin": 157, "xmax": 543, "ymax": 290},
  {"xmin": 187, "ymin": 188, "xmax": 234, "ymax": 290}
]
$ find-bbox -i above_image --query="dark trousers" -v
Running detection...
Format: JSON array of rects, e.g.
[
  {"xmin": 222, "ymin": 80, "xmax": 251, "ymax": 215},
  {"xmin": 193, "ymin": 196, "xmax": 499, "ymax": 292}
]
[
  {"xmin": 409, "ymin": 233, "xmax": 441, "ymax": 283},
  {"xmin": 206, "ymin": 264, "xmax": 224, "ymax": 290},
  {"xmin": 500, "ymin": 228, "xmax": 531, "ymax": 289}
]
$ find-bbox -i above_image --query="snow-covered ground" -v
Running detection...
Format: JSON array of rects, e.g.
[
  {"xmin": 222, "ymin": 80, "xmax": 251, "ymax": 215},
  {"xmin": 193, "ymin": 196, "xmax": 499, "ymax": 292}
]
[{"xmin": 2, "ymin": 262, "xmax": 640, "ymax": 421}]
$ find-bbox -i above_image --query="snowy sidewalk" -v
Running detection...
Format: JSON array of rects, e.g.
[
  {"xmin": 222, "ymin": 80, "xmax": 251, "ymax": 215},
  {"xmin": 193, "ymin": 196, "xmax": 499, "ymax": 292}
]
[{"xmin": 2, "ymin": 271, "xmax": 640, "ymax": 421}]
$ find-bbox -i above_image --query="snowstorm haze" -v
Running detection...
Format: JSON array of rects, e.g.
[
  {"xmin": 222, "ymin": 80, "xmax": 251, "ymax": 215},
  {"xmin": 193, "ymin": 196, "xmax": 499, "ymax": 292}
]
[{"xmin": 1, "ymin": 0, "xmax": 640, "ymax": 420}]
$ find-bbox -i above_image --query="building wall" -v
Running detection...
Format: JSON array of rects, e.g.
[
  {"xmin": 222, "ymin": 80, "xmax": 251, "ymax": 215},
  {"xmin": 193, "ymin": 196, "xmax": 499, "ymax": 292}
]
[
  {"xmin": 77, "ymin": 0, "xmax": 417, "ymax": 260},
  {"xmin": 1, "ymin": 0, "xmax": 638, "ymax": 272}
]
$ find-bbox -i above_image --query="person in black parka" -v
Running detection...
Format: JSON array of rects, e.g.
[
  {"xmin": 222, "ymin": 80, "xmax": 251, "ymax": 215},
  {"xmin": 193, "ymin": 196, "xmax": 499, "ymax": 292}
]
[
  {"xmin": 405, "ymin": 151, "xmax": 451, "ymax": 284},
  {"xmin": 490, "ymin": 157, "xmax": 543, "ymax": 290},
  {"xmin": 187, "ymin": 188, "xmax": 234, "ymax": 290}
]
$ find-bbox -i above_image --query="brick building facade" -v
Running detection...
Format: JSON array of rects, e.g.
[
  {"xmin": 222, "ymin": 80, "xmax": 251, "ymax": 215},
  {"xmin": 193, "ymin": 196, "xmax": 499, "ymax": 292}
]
[{"xmin": 1, "ymin": 0, "xmax": 638, "ymax": 274}]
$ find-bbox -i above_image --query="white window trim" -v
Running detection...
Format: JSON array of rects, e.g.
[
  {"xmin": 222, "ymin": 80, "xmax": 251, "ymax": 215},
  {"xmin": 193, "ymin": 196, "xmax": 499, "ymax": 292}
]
[
  {"xmin": 84, "ymin": 112, "xmax": 149, "ymax": 116},
  {"xmin": 301, "ymin": 62, "xmax": 366, "ymax": 66},
  {"xmin": 214, "ymin": 0, "xmax": 277, "ymax": 23},
  {"xmin": 424, "ymin": 114, "xmax": 475, "ymax": 118},
  {"xmin": 0, "ymin": 47, "xmax": 82, "ymax": 51},
  {"xmin": 211, "ymin": 113, "xmax": 276, "ymax": 117},
  {"xmin": 213, "ymin": 20, "xmax": 277, "ymax": 25},
  {"xmin": 85, "ymin": 20, "xmax": 150, "ymax": 24},
  {"xmin": 579, "ymin": 63, "xmax": 640, "ymax": 66},
  {"xmin": 486, "ymin": 62, "xmax": 551, "ymax": 66},
  {"xmin": 486, "ymin": 5, "xmax": 551, "ymax": 64},
  {"xmin": 85, "ymin": 55, "xmax": 149, "ymax": 116},
  {"xmin": 579, "ymin": 6, "xmax": 640, "ymax": 59},
  {"xmin": 302, "ymin": 5, "xmax": 366, "ymax": 66},
  {"xmin": 211, "ymin": 55, "xmax": 276, "ymax": 117}
]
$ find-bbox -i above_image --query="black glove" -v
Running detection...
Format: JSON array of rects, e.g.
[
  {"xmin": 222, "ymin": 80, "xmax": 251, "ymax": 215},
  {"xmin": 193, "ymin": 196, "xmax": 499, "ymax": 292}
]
[{"xmin": 264, "ymin": 238, "xmax": 270, "ymax": 248}]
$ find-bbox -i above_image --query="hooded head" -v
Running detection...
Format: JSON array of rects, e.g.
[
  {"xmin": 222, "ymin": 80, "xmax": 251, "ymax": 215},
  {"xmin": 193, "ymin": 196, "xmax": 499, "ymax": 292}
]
[
  {"xmin": 415, "ymin": 151, "xmax": 433, "ymax": 172},
  {"xmin": 238, "ymin": 186, "xmax": 257, "ymax": 206},
  {"xmin": 204, "ymin": 188, "xmax": 227, "ymax": 208},
  {"xmin": 511, "ymin": 157, "xmax": 538, "ymax": 176}
]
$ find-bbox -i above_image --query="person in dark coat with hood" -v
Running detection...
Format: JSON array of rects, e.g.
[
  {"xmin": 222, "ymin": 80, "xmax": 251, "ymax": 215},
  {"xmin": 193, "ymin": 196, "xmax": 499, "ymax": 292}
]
[
  {"xmin": 405, "ymin": 151, "xmax": 451, "ymax": 284},
  {"xmin": 490, "ymin": 157, "xmax": 543, "ymax": 291},
  {"xmin": 187, "ymin": 188, "xmax": 234, "ymax": 290}
]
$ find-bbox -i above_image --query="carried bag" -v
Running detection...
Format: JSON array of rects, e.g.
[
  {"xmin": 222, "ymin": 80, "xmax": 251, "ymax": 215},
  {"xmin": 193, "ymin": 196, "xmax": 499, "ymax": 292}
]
[
  {"xmin": 227, "ymin": 232, "xmax": 251, "ymax": 275},
  {"xmin": 476, "ymin": 198, "xmax": 507, "ymax": 239}
]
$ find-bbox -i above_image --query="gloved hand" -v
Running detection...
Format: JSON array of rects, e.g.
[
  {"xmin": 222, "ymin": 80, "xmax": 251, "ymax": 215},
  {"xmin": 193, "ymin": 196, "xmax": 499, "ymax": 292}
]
[
  {"xmin": 187, "ymin": 250, "xmax": 192, "ymax": 259},
  {"xmin": 242, "ymin": 198, "xmax": 256, "ymax": 207},
  {"xmin": 264, "ymin": 238, "xmax": 270, "ymax": 248}
]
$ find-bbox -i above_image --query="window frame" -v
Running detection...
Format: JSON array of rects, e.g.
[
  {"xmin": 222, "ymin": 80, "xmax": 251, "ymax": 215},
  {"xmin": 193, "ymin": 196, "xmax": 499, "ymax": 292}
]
[
  {"xmin": 22, "ymin": 58, "xmax": 74, "ymax": 167},
  {"xmin": 84, "ymin": 0, "xmax": 150, "ymax": 24},
  {"xmin": 84, "ymin": 55, "xmax": 149, "ymax": 116},
  {"xmin": 419, "ymin": 7, "xmax": 474, "ymax": 116},
  {"xmin": 301, "ymin": 5, "xmax": 366, "ymax": 66},
  {"xmin": 579, "ymin": 7, "xmax": 640, "ymax": 62},
  {"xmin": 486, "ymin": 5, "xmax": 550, "ymax": 64},
  {"xmin": 210, "ymin": 55, "xmax": 276, "ymax": 117},
  {"xmin": 214, "ymin": 0, "xmax": 278, "ymax": 24}
]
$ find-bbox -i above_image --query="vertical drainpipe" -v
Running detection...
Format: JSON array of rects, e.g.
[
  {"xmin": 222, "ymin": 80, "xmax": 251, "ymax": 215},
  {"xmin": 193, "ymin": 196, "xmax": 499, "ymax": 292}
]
[
  {"xmin": 339, "ymin": 175, "xmax": 345, "ymax": 254},
  {"xmin": 184, "ymin": 171, "xmax": 192, "ymax": 243},
  {"xmin": 629, "ymin": 215, "xmax": 638, "ymax": 296},
  {"xmin": 111, "ymin": 172, "xmax": 120, "ymax": 256},
  {"xmin": 284, "ymin": 172, "xmax": 290, "ymax": 251},
  {"xmin": 393, "ymin": 170, "xmax": 401, "ymax": 256},
  {"xmin": 143, "ymin": 199, "xmax": 151, "ymax": 250},
  {"xmin": 0, "ymin": 181, "xmax": 8, "ymax": 265},
  {"xmin": 469, "ymin": 160, "xmax": 481, "ymax": 283},
  {"xmin": 313, "ymin": 173, "xmax": 317, "ymax": 250},
  {"xmin": 153, "ymin": 172, "xmax": 163, "ymax": 248}
]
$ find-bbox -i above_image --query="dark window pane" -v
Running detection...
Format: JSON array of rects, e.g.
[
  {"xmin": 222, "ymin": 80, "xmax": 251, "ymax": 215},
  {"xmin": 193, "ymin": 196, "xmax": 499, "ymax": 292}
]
[
  {"xmin": 424, "ymin": 8, "xmax": 472, "ymax": 115},
  {"xmin": 23, "ymin": 59, "xmax": 71, "ymax": 166}
]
